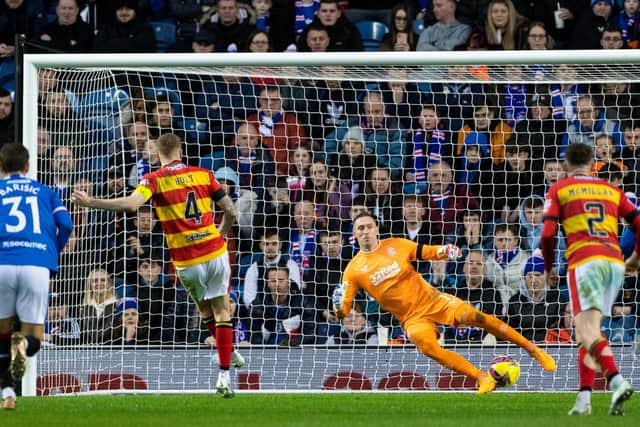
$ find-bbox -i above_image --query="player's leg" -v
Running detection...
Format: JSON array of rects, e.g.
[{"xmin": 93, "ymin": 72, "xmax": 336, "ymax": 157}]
[
  {"xmin": 453, "ymin": 303, "xmax": 556, "ymax": 372},
  {"xmin": 404, "ymin": 318, "xmax": 486, "ymax": 387},
  {"xmin": 570, "ymin": 261, "xmax": 633, "ymax": 415},
  {"xmin": 0, "ymin": 265, "xmax": 18, "ymax": 409}
]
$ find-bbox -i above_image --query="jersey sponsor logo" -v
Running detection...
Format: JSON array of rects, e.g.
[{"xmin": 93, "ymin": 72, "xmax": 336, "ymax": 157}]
[
  {"xmin": 184, "ymin": 230, "xmax": 212, "ymax": 242},
  {"xmin": 2, "ymin": 240, "xmax": 47, "ymax": 250},
  {"xmin": 369, "ymin": 261, "xmax": 400, "ymax": 286}
]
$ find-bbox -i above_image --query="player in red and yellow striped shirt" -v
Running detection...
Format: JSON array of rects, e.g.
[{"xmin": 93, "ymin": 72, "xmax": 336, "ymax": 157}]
[
  {"xmin": 72, "ymin": 133, "xmax": 239, "ymax": 398},
  {"xmin": 541, "ymin": 142, "xmax": 638, "ymax": 415},
  {"xmin": 333, "ymin": 212, "xmax": 556, "ymax": 394}
]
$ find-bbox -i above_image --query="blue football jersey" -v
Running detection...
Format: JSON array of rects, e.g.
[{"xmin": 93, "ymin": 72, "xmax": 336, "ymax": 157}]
[{"xmin": 0, "ymin": 174, "xmax": 72, "ymax": 272}]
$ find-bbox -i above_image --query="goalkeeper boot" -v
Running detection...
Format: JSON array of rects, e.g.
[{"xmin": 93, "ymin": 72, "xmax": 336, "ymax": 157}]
[
  {"xmin": 528, "ymin": 347, "xmax": 557, "ymax": 372},
  {"xmin": 609, "ymin": 379, "xmax": 634, "ymax": 416},
  {"xmin": 9, "ymin": 332, "xmax": 26, "ymax": 382},
  {"xmin": 568, "ymin": 393, "xmax": 592, "ymax": 416},
  {"xmin": 216, "ymin": 370, "xmax": 235, "ymax": 399},
  {"xmin": 476, "ymin": 372, "xmax": 497, "ymax": 395}
]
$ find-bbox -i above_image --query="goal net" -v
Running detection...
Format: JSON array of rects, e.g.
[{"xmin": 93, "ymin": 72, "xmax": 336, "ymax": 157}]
[{"xmin": 23, "ymin": 51, "xmax": 640, "ymax": 394}]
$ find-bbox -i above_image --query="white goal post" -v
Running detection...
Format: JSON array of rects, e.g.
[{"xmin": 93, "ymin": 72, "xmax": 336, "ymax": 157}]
[{"xmin": 21, "ymin": 50, "xmax": 640, "ymax": 395}]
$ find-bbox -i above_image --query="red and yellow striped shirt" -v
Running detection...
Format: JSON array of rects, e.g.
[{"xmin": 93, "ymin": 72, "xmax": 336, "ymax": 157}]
[
  {"xmin": 134, "ymin": 161, "xmax": 227, "ymax": 268},
  {"xmin": 542, "ymin": 175, "xmax": 637, "ymax": 269}
]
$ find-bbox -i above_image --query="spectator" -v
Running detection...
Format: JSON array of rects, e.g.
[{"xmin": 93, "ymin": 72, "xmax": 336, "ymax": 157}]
[
  {"xmin": 249, "ymin": 266, "xmax": 315, "ymax": 345},
  {"xmin": 111, "ymin": 297, "xmax": 150, "ymax": 345},
  {"xmin": 36, "ymin": 127, "xmax": 51, "ymax": 181},
  {"xmin": 454, "ymin": 134, "xmax": 492, "ymax": 199},
  {"xmin": 483, "ymin": 0, "xmax": 528, "ymax": 50},
  {"xmin": 622, "ymin": 119, "xmax": 640, "ymax": 193},
  {"xmin": 109, "ymin": 120, "xmax": 149, "ymax": 179},
  {"xmin": 591, "ymin": 134, "xmax": 627, "ymax": 176},
  {"xmin": 92, "ymin": 0, "xmax": 156, "ymax": 53},
  {"xmin": 550, "ymin": 64, "xmax": 585, "ymax": 122},
  {"xmin": 297, "ymin": 21, "xmax": 330, "ymax": 52},
  {"xmin": 247, "ymin": 85, "xmax": 306, "ymax": 176},
  {"xmin": 379, "ymin": 69, "xmax": 424, "ymax": 131},
  {"xmin": 191, "ymin": 27, "xmax": 216, "ymax": 53},
  {"xmin": 169, "ymin": 0, "xmax": 216, "ymax": 52},
  {"xmin": 443, "ymin": 249, "xmax": 503, "ymax": 343},
  {"xmin": 600, "ymin": 24, "xmax": 626, "ymax": 49},
  {"xmin": 569, "ymin": 0, "xmax": 615, "ymax": 49},
  {"xmin": 507, "ymin": 253, "xmax": 562, "ymax": 342},
  {"xmin": 445, "ymin": 210, "xmax": 493, "ymax": 259},
  {"xmin": 524, "ymin": 21, "xmax": 553, "ymax": 50},
  {"xmin": 304, "ymin": 159, "xmax": 340, "ymax": 229},
  {"xmin": 544, "ymin": 303, "xmax": 575, "ymax": 344},
  {"xmin": 44, "ymin": 144, "xmax": 77, "ymax": 207},
  {"xmin": 306, "ymin": 229, "xmax": 350, "ymax": 342},
  {"xmin": 203, "ymin": 0, "xmax": 255, "ymax": 52},
  {"xmin": 40, "ymin": 90, "xmax": 83, "ymax": 147},
  {"xmin": 253, "ymin": 176, "xmax": 293, "ymax": 238},
  {"xmin": 245, "ymin": 29, "xmax": 271, "ymax": 52},
  {"xmin": 417, "ymin": 0, "xmax": 471, "ymax": 51},
  {"xmin": 601, "ymin": 275, "xmax": 639, "ymax": 343},
  {"xmin": 429, "ymin": 65, "xmax": 485, "ymax": 132},
  {"xmin": 391, "ymin": 194, "xmax": 433, "ymax": 245},
  {"xmin": 482, "ymin": 141, "xmax": 541, "ymax": 223},
  {"xmin": 616, "ymin": 0, "xmax": 640, "ymax": 48},
  {"xmin": 540, "ymin": 158, "xmax": 567, "ymax": 195},
  {"xmin": 528, "ymin": 1, "xmax": 577, "ymax": 49},
  {"xmin": 289, "ymin": 199, "xmax": 321, "ymax": 274},
  {"xmin": 362, "ymin": 166, "xmax": 401, "ymax": 237},
  {"xmin": 560, "ymin": 94, "xmax": 623, "ymax": 157},
  {"xmin": 497, "ymin": 65, "xmax": 529, "ymax": 128},
  {"xmin": 128, "ymin": 137, "xmax": 160, "ymax": 188},
  {"xmin": 380, "ymin": 3, "xmax": 417, "ymax": 51},
  {"xmin": 518, "ymin": 195, "xmax": 545, "ymax": 252},
  {"xmin": 486, "ymin": 223, "xmax": 530, "ymax": 308},
  {"xmin": 298, "ymin": 0, "xmax": 362, "ymax": 52},
  {"xmin": 455, "ymin": 98, "xmax": 512, "ymax": 165},
  {"xmin": 325, "ymin": 304, "xmax": 377, "ymax": 346},
  {"xmin": 242, "ymin": 229, "xmax": 301, "ymax": 308},
  {"xmin": 44, "ymin": 293, "xmax": 81, "ymax": 346},
  {"xmin": 121, "ymin": 204, "xmax": 165, "ymax": 281},
  {"xmin": 423, "ymin": 160, "xmax": 479, "ymax": 242},
  {"xmin": 295, "ymin": 0, "xmax": 320, "ymax": 38},
  {"xmin": 252, "ymin": 0, "xmax": 272, "ymax": 32},
  {"xmin": 38, "ymin": 0, "xmax": 93, "ymax": 53},
  {"xmin": 76, "ymin": 268, "xmax": 119, "ymax": 344},
  {"xmin": 515, "ymin": 93, "xmax": 566, "ymax": 164},
  {"xmin": 599, "ymin": 81, "xmax": 639, "ymax": 122},
  {"xmin": 287, "ymin": 142, "xmax": 313, "ymax": 202},
  {"xmin": 0, "ymin": 86, "xmax": 13, "ymax": 147}
]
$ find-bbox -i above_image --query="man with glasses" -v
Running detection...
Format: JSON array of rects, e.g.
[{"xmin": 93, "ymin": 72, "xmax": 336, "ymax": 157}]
[
  {"xmin": 298, "ymin": 0, "xmax": 362, "ymax": 51},
  {"xmin": 600, "ymin": 25, "xmax": 625, "ymax": 49},
  {"xmin": 417, "ymin": 0, "xmax": 471, "ymax": 51}
]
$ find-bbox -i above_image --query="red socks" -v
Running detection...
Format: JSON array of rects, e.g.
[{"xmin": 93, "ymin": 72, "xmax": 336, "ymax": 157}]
[
  {"xmin": 590, "ymin": 338, "xmax": 619, "ymax": 380},
  {"xmin": 215, "ymin": 322, "xmax": 233, "ymax": 370},
  {"xmin": 578, "ymin": 345, "xmax": 596, "ymax": 390}
]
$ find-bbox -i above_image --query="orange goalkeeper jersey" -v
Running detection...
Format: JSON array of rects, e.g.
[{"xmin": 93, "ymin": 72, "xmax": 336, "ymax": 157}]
[{"xmin": 336, "ymin": 238, "xmax": 448, "ymax": 323}]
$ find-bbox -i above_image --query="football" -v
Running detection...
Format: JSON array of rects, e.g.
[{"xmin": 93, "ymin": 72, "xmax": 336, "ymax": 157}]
[{"xmin": 488, "ymin": 355, "xmax": 521, "ymax": 387}]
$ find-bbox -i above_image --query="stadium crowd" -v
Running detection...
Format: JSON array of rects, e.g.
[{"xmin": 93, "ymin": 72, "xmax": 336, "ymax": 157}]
[{"xmin": 0, "ymin": 0, "xmax": 639, "ymax": 348}]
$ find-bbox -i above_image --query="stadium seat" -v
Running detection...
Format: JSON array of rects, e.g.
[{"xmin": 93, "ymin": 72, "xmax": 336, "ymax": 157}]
[
  {"xmin": 237, "ymin": 372, "xmax": 261, "ymax": 390},
  {"xmin": 37, "ymin": 373, "xmax": 82, "ymax": 396},
  {"xmin": 74, "ymin": 88, "xmax": 130, "ymax": 119},
  {"xmin": 322, "ymin": 372, "xmax": 373, "ymax": 390},
  {"xmin": 88, "ymin": 373, "xmax": 148, "ymax": 391},
  {"xmin": 436, "ymin": 373, "xmax": 477, "ymax": 390},
  {"xmin": 377, "ymin": 371, "xmax": 429, "ymax": 390},
  {"xmin": 182, "ymin": 118, "xmax": 209, "ymax": 144},
  {"xmin": 355, "ymin": 21, "xmax": 389, "ymax": 51},
  {"xmin": 199, "ymin": 149, "xmax": 225, "ymax": 171},
  {"xmin": 151, "ymin": 21, "xmax": 176, "ymax": 53}
]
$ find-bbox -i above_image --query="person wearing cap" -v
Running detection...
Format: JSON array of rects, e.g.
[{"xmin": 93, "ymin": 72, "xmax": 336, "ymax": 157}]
[
  {"xmin": 111, "ymin": 297, "xmax": 149, "ymax": 345},
  {"xmin": 570, "ymin": 0, "xmax": 616, "ymax": 49},
  {"xmin": 506, "ymin": 252, "xmax": 563, "ymax": 343},
  {"xmin": 92, "ymin": 0, "xmax": 156, "ymax": 53},
  {"xmin": 192, "ymin": 28, "xmax": 216, "ymax": 53}
]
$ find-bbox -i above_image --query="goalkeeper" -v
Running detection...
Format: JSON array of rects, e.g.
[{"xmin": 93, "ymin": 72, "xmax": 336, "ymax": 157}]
[{"xmin": 333, "ymin": 212, "xmax": 557, "ymax": 394}]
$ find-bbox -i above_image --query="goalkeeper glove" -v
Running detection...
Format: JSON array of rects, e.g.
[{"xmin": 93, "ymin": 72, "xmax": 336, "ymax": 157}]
[
  {"xmin": 332, "ymin": 284, "xmax": 344, "ymax": 312},
  {"xmin": 437, "ymin": 244, "xmax": 462, "ymax": 260}
]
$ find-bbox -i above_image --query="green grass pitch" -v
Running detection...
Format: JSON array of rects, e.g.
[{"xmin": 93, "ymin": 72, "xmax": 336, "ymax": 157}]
[{"xmin": 1, "ymin": 393, "xmax": 636, "ymax": 427}]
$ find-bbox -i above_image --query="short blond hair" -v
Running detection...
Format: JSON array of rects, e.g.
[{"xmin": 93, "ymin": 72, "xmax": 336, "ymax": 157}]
[{"xmin": 155, "ymin": 133, "xmax": 182, "ymax": 157}]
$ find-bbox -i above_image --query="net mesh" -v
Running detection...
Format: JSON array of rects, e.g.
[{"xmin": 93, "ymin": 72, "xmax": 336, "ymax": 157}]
[{"xmin": 34, "ymin": 59, "xmax": 640, "ymax": 393}]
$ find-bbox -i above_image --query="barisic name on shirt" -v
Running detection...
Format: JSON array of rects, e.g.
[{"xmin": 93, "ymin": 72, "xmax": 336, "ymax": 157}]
[
  {"xmin": 369, "ymin": 261, "xmax": 401, "ymax": 286},
  {"xmin": 0, "ymin": 183, "xmax": 40, "ymax": 197}
]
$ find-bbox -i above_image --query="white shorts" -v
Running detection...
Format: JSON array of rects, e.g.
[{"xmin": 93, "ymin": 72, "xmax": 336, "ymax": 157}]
[
  {"xmin": 0, "ymin": 265, "xmax": 50, "ymax": 324},
  {"xmin": 568, "ymin": 259, "xmax": 625, "ymax": 316},
  {"xmin": 176, "ymin": 254, "xmax": 231, "ymax": 304}
]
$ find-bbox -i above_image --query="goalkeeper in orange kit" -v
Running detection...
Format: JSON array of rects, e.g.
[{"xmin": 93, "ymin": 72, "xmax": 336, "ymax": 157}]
[{"xmin": 332, "ymin": 212, "xmax": 557, "ymax": 394}]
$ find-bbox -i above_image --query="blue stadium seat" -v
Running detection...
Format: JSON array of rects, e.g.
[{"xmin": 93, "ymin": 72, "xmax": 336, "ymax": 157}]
[
  {"xmin": 74, "ymin": 88, "xmax": 130, "ymax": 118},
  {"xmin": 355, "ymin": 21, "xmax": 389, "ymax": 52},
  {"xmin": 199, "ymin": 150, "xmax": 225, "ymax": 171},
  {"xmin": 151, "ymin": 21, "xmax": 176, "ymax": 53},
  {"xmin": 182, "ymin": 118, "xmax": 209, "ymax": 144}
]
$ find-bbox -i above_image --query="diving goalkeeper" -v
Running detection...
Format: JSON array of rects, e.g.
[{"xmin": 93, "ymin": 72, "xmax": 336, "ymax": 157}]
[{"xmin": 332, "ymin": 212, "xmax": 557, "ymax": 394}]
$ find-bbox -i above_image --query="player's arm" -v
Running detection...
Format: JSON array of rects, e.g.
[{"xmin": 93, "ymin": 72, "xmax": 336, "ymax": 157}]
[
  {"xmin": 214, "ymin": 194, "xmax": 237, "ymax": 235},
  {"xmin": 54, "ymin": 208, "xmax": 73, "ymax": 252},
  {"xmin": 619, "ymin": 193, "xmax": 640, "ymax": 273},
  {"xmin": 409, "ymin": 240, "xmax": 461, "ymax": 261},
  {"xmin": 71, "ymin": 189, "xmax": 146, "ymax": 212},
  {"xmin": 540, "ymin": 189, "xmax": 560, "ymax": 275},
  {"xmin": 332, "ymin": 269, "xmax": 359, "ymax": 319}
]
